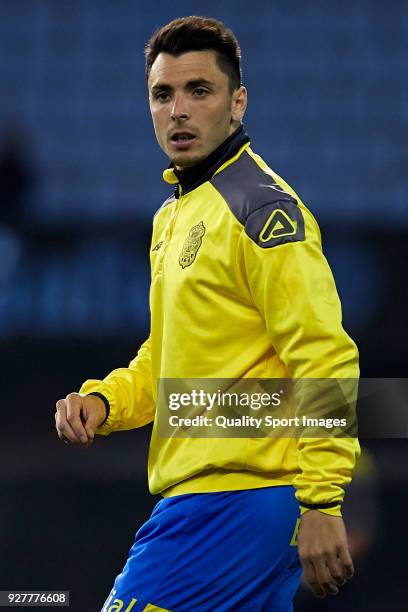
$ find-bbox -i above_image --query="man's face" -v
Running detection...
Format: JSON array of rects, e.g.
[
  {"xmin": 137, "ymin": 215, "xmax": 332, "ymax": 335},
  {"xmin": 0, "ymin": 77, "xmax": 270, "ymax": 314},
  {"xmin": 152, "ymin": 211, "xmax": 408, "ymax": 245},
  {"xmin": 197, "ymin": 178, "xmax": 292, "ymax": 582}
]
[{"xmin": 148, "ymin": 50, "xmax": 247, "ymax": 169}]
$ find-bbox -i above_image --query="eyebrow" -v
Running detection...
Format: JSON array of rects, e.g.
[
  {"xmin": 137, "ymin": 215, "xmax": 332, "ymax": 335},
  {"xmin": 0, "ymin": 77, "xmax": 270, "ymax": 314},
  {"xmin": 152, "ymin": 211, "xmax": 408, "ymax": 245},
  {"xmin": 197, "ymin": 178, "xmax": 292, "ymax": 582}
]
[{"xmin": 151, "ymin": 78, "xmax": 215, "ymax": 94}]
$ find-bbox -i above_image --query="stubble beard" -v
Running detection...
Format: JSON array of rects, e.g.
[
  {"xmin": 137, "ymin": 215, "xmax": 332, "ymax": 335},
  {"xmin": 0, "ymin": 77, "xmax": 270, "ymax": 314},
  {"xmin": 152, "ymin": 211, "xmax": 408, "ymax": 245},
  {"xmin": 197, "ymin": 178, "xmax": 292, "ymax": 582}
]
[{"xmin": 171, "ymin": 152, "xmax": 208, "ymax": 170}]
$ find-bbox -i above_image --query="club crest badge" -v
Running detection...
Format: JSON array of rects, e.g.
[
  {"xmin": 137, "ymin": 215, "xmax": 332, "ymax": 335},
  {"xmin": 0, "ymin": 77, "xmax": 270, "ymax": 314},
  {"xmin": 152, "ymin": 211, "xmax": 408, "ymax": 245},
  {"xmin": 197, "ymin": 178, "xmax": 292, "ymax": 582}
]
[{"xmin": 179, "ymin": 221, "xmax": 206, "ymax": 268}]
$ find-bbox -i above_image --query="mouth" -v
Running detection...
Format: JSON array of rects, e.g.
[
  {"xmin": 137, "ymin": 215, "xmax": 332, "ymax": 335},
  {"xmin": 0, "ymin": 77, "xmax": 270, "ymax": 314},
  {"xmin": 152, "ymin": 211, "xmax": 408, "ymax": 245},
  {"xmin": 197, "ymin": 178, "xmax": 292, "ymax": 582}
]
[{"xmin": 169, "ymin": 131, "xmax": 197, "ymax": 149}]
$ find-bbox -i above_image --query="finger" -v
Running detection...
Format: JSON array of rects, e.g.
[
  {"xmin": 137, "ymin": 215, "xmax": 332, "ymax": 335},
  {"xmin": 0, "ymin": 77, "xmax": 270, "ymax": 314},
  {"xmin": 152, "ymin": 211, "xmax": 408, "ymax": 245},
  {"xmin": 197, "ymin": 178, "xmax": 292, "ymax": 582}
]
[
  {"xmin": 301, "ymin": 559, "xmax": 326, "ymax": 598},
  {"xmin": 328, "ymin": 561, "xmax": 346, "ymax": 586},
  {"xmin": 55, "ymin": 399, "xmax": 83, "ymax": 444},
  {"xmin": 65, "ymin": 393, "xmax": 90, "ymax": 444},
  {"xmin": 56, "ymin": 414, "xmax": 80, "ymax": 444},
  {"xmin": 326, "ymin": 550, "xmax": 346, "ymax": 585},
  {"xmin": 338, "ymin": 545, "xmax": 354, "ymax": 579},
  {"xmin": 314, "ymin": 559, "xmax": 339, "ymax": 596}
]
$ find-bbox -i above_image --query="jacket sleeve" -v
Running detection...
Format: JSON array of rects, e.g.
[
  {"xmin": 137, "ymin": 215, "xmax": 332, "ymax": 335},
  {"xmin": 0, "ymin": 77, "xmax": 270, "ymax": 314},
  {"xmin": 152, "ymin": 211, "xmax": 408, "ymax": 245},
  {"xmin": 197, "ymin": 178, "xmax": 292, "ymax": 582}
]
[
  {"xmin": 238, "ymin": 200, "xmax": 360, "ymax": 516},
  {"xmin": 78, "ymin": 335, "xmax": 155, "ymax": 435}
]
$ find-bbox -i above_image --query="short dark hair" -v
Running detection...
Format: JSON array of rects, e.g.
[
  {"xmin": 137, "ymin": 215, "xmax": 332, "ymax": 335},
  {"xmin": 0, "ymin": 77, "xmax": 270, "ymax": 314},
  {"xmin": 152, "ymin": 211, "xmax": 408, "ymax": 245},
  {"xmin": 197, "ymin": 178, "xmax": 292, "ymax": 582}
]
[{"xmin": 145, "ymin": 16, "xmax": 242, "ymax": 93}]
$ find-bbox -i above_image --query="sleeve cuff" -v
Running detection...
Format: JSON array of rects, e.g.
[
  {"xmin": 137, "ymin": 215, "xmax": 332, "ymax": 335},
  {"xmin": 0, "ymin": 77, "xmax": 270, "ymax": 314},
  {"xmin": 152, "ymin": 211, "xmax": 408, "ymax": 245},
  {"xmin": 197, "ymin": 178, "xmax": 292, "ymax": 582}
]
[{"xmin": 300, "ymin": 504, "xmax": 342, "ymax": 517}]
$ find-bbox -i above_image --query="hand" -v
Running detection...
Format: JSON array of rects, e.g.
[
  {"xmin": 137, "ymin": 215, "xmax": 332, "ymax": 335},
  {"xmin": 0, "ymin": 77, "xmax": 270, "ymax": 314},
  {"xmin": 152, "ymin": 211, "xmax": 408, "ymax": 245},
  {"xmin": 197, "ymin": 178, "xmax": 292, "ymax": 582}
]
[
  {"xmin": 297, "ymin": 510, "xmax": 354, "ymax": 598},
  {"xmin": 55, "ymin": 393, "xmax": 106, "ymax": 447}
]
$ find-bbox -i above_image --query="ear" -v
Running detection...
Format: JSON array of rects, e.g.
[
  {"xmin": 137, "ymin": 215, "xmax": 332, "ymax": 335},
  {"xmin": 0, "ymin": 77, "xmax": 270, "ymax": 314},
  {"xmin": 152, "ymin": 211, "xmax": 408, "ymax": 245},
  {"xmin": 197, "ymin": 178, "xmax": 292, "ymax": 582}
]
[{"xmin": 231, "ymin": 86, "xmax": 247, "ymax": 123}]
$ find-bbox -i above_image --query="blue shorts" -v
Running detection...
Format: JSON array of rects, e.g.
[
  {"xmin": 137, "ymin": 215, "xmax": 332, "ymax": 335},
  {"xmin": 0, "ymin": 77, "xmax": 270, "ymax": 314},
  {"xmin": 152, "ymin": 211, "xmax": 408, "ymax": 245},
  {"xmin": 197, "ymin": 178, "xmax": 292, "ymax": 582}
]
[{"xmin": 101, "ymin": 486, "xmax": 302, "ymax": 612}]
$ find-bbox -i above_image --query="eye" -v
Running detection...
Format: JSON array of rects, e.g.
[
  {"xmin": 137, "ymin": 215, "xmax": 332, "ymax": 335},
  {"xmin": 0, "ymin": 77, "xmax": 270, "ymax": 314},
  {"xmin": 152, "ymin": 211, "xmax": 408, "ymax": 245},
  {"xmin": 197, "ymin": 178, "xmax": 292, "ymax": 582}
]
[
  {"xmin": 155, "ymin": 92, "xmax": 170, "ymax": 102},
  {"xmin": 193, "ymin": 88, "xmax": 208, "ymax": 97}
]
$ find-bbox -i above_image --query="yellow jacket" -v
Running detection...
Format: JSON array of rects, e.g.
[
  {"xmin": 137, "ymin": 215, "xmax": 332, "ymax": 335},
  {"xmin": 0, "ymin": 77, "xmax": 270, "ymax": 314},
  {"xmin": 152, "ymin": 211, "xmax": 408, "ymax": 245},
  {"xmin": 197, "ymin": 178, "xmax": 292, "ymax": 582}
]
[{"xmin": 80, "ymin": 127, "xmax": 360, "ymax": 516}]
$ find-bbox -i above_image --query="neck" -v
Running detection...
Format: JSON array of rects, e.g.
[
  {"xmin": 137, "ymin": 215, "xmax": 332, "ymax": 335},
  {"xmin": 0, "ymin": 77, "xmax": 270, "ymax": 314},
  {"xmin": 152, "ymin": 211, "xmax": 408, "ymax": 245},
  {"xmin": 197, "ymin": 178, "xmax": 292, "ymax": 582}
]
[{"xmin": 171, "ymin": 125, "xmax": 249, "ymax": 195}]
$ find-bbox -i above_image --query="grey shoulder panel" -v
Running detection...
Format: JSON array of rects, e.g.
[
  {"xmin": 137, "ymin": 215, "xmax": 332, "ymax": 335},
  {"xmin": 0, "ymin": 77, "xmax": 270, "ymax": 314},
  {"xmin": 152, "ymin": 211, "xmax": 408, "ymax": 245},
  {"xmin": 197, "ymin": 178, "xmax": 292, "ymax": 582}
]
[
  {"xmin": 154, "ymin": 194, "xmax": 176, "ymax": 219},
  {"xmin": 210, "ymin": 151, "xmax": 305, "ymax": 248}
]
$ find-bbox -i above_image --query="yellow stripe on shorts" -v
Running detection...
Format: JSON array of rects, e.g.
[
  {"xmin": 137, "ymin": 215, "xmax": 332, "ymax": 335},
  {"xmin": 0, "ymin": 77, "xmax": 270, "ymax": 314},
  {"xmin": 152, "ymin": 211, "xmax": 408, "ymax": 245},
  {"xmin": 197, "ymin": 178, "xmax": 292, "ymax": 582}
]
[{"xmin": 290, "ymin": 518, "xmax": 300, "ymax": 546}]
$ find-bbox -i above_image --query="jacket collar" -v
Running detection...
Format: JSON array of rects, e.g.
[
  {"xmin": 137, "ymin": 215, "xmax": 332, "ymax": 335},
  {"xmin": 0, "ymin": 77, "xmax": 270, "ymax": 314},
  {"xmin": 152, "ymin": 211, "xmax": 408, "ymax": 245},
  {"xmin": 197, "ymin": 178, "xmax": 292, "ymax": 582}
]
[{"xmin": 162, "ymin": 125, "xmax": 250, "ymax": 197}]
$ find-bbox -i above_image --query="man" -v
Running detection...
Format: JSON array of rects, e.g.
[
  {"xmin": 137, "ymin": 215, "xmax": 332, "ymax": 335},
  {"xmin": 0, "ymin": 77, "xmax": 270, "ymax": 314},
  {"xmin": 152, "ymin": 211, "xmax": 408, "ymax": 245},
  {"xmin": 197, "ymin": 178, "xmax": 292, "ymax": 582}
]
[{"xmin": 55, "ymin": 16, "xmax": 359, "ymax": 612}]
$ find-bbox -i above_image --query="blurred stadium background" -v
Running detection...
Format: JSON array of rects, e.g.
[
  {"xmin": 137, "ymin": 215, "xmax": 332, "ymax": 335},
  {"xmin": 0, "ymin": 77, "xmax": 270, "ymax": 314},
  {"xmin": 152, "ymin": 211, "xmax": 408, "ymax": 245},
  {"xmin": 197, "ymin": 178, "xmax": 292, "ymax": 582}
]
[{"xmin": 0, "ymin": 1, "xmax": 406, "ymax": 610}]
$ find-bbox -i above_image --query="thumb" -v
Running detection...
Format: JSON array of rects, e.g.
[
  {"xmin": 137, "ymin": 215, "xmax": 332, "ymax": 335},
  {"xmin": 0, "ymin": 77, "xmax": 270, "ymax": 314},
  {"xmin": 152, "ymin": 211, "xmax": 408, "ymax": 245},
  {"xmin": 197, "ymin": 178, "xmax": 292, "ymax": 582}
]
[{"xmin": 81, "ymin": 395, "xmax": 107, "ymax": 439}]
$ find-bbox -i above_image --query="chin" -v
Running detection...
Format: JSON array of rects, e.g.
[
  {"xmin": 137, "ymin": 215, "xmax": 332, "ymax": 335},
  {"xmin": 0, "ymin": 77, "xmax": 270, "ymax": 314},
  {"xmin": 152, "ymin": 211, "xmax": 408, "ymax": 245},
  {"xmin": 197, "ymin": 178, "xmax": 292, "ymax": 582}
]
[{"xmin": 171, "ymin": 153, "xmax": 207, "ymax": 169}]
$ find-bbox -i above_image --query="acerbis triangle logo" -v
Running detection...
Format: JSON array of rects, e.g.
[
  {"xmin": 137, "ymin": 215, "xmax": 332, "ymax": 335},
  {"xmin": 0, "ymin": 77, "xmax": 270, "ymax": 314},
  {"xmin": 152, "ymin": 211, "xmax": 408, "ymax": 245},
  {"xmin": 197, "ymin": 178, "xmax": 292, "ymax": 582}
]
[{"xmin": 259, "ymin": 209, "xmax": 297, "ymax": 242}]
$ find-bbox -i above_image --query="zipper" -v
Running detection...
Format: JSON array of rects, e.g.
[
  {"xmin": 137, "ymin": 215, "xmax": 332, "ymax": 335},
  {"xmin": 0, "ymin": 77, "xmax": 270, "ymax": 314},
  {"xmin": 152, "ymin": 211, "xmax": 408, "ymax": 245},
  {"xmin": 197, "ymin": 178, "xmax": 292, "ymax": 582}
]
[{"xmin": 157, "ymin": 184, "xmax": 183, "ymax": 274}]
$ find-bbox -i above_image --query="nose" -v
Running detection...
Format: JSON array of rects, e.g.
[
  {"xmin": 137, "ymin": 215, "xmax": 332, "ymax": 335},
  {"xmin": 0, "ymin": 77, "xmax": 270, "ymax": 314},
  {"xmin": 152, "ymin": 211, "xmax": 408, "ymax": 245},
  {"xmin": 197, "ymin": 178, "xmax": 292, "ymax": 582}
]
[{"xmin": 170, "ymin": 94, "xmax": 190, "ymax": 121}]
